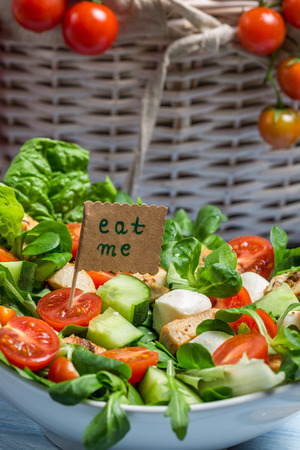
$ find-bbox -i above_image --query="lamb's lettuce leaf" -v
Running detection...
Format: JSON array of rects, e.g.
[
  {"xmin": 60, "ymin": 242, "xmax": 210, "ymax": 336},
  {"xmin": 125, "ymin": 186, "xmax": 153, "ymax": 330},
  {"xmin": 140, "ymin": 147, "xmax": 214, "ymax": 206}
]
[{"xmin": 0, "ymin": 183, "xmax": 24, "ymax": 248}]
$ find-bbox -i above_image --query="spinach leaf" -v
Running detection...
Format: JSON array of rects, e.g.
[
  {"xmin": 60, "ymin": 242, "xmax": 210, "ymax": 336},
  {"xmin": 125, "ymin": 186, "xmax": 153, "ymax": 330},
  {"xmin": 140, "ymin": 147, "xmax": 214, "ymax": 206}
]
[
  {"xmin": 0, "ymin": 265, "xmax": 38, "ymax": 317},
  {"xmin": 49, "ymin": 374, "xmax": 102, "ymax": 405},
  {"xmin": 197, "ymin": 263, "xmax": 242, "ymax": 298},
  {"xmin": 160, "ymin": 220, "xmax": 183, "ymax": 270},
  {"xmin": 176, "ymin": 343, "xmax": 215, "ymax": 370},
  {"xmin": 196, "ymin": 319, "xmax": 235, "ymax": 337},
  {"xmin": 83, "ymin": 392, "xmax": 130, "ymax": 450},
  {"xmin": 164, "ymin": 361, "xmax": 190, "ymax": 441},
  {"xmin": 172, "ymin": 237, "xmax": 201, "ymax": 287},
  {"xmin": 193, "ymin": 205, "xmax": 227, "ymax": 242},
  {"xmin": 72, "ymin": 347, "xmax": 131, "ymax": 379},
  {"xmin": 0, "ymin": 183, "xmax": 24, "ymax": 248},
  {"xmin": 204, "ymin": 243, "xmax": 237, "ymax": 269},
  {"xmin": 270, "ymin": 225, "xmax": 288, "ymax": 267},
  {"xmin": 172, "ymin": 209, "xmax": 193, "ymax": 236}
]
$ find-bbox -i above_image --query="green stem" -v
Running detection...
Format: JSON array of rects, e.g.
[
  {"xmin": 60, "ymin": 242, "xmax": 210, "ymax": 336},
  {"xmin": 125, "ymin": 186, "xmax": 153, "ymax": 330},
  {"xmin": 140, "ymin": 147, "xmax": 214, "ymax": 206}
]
[{"xmin": 264, "ymin": 52, "xmax": 283, "ymax": 109}]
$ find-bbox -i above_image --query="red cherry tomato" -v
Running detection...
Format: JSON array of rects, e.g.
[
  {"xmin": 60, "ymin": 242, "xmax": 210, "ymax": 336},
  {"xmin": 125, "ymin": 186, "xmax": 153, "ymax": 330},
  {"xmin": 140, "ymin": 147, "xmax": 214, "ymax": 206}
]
[
  {"xmin": 48, "ymin": 356, "xmax": 79, "ymax": 383},
  {"xmin": 0, "ymin": 316, "xmax": 59, "ymax": 370},
  {"xmin": 229, "ymin": 309, "xmax": 277, "ymax": 338},
  {"xmin": 277, "ymin": 57, "xmax": 300, "ymax": 100},
  {"xmin": 102, "ymin": 347, "xmax": 159, "ymax": 385},
  {"xmin": 0, "ymin": 246, "xmax": 19, "ymax": 262},
  {"xmin": 67, "ymin": 223, "xmax": 81, "ymax": 259},
  {"xmin": 37, "ymin": 288, "xmax": 102, "ymax": 331},
  {"xmin": 258, "ymin": 107, "xmax": 300, "ymax": 149},
  {"xmin": 211, "ymin": 286, "xmax": 252, "ymax": 310},
  {"xmin": 282, "ymin": 0, "xmax": 300, "ymax": 29},
  {"xmin": 11, "ymin": 0, "xmax": 67, "ymax": 33},
  {"xmin": 62, "ymin": 2, "xmax": 119, "ymax": 55},
  {"xmin": 87, "ymin": 271, "xmax": 115, "ymax": 289},
  {"xmin": 237, "ymin": 7, "xmax": 286, "ymax": 55},
  {"xmin": 212, "ymin": 333, "xmax": 268, "ymax": 366},
  {"xmin": 0, "ymin": 306, "xmax": 16, "ymax": 326},
  {"xmin": 228, "ymin": 235, "xmax": 275, "ymax": 279}
]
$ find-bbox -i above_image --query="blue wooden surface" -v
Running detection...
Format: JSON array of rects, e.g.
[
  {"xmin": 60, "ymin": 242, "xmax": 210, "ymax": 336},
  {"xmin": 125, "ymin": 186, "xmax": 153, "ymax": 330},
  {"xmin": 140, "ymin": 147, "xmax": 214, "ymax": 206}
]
[{"xmin": 0, "ymin": 395, "xmax": 300, "ymax": 450}]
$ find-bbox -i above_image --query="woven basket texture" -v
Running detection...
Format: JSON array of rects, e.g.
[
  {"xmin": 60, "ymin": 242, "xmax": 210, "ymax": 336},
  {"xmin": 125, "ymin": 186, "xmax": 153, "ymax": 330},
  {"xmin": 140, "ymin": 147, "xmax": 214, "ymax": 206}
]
[{"xmin": 1, "ymin": 1, "xmax": 300, "ymax": 242}]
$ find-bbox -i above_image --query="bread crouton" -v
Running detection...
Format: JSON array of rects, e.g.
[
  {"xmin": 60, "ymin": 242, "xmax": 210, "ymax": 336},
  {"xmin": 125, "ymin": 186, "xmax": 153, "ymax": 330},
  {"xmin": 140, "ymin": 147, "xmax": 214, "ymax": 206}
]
[
  {"xmin": 47, "ymin": 263, "xmax": 96, "ymax": 293},
  {"xmin": 264, "ymin": 271, "xmax": 300, "ymax": 298},
  {"xmin": 62, "ymin": 334, "xmax": 106, "ymax": 355},
  {"xmin": 266, "ymin": 354, "xmax": 282, "ymax": 373},
  {"xmin": 132, "ymin": 266, "xmax": 169, "ymax": 302},
  {"xmin": 159, "ymin": 308, "xmax": 219, "ymax": 355},
  {"xmin": 21, "ymin": 213, "xmax": 39, "ymax": 231}
]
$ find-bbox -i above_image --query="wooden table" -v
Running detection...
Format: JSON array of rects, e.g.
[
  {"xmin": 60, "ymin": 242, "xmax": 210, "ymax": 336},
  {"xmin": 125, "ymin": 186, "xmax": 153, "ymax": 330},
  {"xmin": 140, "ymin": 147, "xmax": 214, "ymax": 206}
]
[{"xmin": 0, "ymin": 395, "xmax": 300, "ymax": 449}]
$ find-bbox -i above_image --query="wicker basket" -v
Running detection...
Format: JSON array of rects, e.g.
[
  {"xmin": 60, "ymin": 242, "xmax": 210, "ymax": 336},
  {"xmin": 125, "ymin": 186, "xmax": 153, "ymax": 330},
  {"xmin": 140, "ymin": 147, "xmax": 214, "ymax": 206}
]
[{"xmin": 1, "ymin": 0, "xmax": 300, "ymax": 242}]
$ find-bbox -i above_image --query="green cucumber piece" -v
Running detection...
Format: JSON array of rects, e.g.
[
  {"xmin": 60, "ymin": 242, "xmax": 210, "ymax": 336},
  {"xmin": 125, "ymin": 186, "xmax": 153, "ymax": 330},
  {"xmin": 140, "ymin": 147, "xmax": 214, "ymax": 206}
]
[
  {"xmin": 0, "ymin": 261, "xmax": 37, "ymax": 292},
  {"xmin": 86, "ymin": 307, "xmax": 143, "ymax": 349},
  {"xmin": 254, "ymin": 282, "xmax": 299, "ymax": 318},
  {"xmin": 97, "ymin": 274, "xmax": 150, "ymax": 326},
  {"xmin": 138, "ymin": 366, "xmax": 202, "ymax": 405}
]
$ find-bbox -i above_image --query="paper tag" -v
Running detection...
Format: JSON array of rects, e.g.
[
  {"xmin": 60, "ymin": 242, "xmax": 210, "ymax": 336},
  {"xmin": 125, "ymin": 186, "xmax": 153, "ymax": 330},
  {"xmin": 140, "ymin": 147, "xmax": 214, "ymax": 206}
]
[{"xmin": 75, "ymin": 202, "xmax": 168, "ymax": 275}]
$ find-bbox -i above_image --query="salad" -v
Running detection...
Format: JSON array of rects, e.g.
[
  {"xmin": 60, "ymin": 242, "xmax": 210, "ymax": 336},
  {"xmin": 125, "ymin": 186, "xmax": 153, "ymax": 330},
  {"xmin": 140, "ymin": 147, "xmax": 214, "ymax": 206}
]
[{"xmin": 1, "ymin": 138, "xmax": 300, "ymax": 450}]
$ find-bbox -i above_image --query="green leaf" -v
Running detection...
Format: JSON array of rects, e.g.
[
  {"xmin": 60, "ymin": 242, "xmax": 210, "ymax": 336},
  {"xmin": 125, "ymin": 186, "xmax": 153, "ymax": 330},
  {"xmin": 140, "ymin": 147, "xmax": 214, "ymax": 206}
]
[
  {"xmin": 197, "ymin": 263, "xmax": 242, "ymax": 298},
  {"xmin": 164, "ymin": 361, "xmax": 190, "ymax": 441},
  {"xmin": 204, "ymin": 243, "xmax": 237, "ymax": 270},
  {"xmin": 83, "ymin": 392, "xmax": 130, "ymax": 450},
  {"xmin": 193, "ymin": 205, "xmax": 227, "ymax": 242},
  {"xmin": 171, "ymin": 237, "xmax": 201, "ymax": 286},
  {"xmin": 72, "ymin": 347, "xmax": 131, "ymax": 379},
  {"xmin": 0, "ymin": 183, "xmax": 24, "ymax": 248},
  {"xmin": 201, "ymin": 386, "xmax": 232, "ymax": 402},
  {"xmin": 196, "ymin": 319, "xmax": 235, "ymax": 337},
  {"xmin": 22, "ymin": 232, "xmax": 60, "ymax": 255},
  {"xmin": 177, "ymin": 343, "xmax": 215, "ymax": 370},
  {"xmin": 270, "ymin": 226, "xmax": 288, "ymax": 268},
  {"xmin": 49, "ymin": 374, "xmax": 102, "ymax": 405},
  {"xmin": 172, "ymin": 209, "xmax": 193, "ymax": 236}
]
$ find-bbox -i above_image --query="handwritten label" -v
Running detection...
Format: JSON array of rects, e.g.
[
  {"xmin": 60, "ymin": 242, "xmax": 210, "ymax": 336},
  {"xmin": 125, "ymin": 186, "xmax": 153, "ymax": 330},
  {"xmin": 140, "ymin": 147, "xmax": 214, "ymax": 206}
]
[{"xmin": 75, "ymin": 202, "xmax": 168, "ymax": 275}]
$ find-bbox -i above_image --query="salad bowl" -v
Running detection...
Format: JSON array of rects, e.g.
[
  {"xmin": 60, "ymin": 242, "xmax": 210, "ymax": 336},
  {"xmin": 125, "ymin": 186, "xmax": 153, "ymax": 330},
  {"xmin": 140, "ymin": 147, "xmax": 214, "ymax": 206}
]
[{"xmin": 1, "ymin": 361, "xmax": 300, "ymax": 450}]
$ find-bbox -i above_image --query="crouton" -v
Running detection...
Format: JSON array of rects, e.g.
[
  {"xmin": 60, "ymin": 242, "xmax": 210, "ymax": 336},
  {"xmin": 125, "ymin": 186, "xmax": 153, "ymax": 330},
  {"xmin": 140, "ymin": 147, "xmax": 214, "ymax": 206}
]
[
  {"xmin": 21, "ymin": 213, "xmax": 38, "ymax": 231},
  {"xmin": 159, "ymin": 308, "xmax": 219, "ymax": 355},
  {"xmin": 47, "ymin": 263, "xmax": 96, "ymax": 293},
  {"xmin": 266, "ymin": 354, "xmax": 282, "ymax": 373},
  {"xmin": 132, "ymin": 266, "xmax": 169, "ymax": 302},
  {"xmin": 264, "ymin": 271, "xmax": 300, "ymax": 299},
  {"xmin": 62, "ymin": 334, "xmax": 106, "ymax": 355}
]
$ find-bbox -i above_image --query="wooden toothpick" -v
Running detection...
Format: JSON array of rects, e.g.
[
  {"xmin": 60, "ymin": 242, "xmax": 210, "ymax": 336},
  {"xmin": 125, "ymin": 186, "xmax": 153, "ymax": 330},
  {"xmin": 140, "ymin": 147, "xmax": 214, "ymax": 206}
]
[{"xmin": 68, "ymin": 268, "xmax": 79, "ymax": 309}]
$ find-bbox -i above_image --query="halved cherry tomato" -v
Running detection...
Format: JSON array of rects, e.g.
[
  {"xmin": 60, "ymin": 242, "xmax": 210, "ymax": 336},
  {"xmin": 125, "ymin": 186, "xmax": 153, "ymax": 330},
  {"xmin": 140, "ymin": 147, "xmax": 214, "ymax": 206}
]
[
  {"xmin": 0, "ymin": 316, "xmax": 60, "ymax": 370},
  {"xmin": 102, "ymin": 347, "xmax": 159, "ymax": 385},
  {"xmin": 0, "ymin": 246, "xmax": 19, "ymax": 262},
  {"xmin": 0, "ymin": 306, "xmax": 16, "ymax": 326},
  {"xmin": 48, "ymin": 356, "xmax": 79, "ymax": 383},
  {"xmin": 211, "ymin": 286, "xmax": 252, "ymax": 310},
  {"xmin": 258, "ymin": 106, "xmax": 300, "ymax": 149},
  {"xmin": 37, "ymin": 288, "xmax": 101, "ymax": 331},
  {"xmin": 66, "ymin": 223, "xmax": 81, "ymax": 259},
  {"xmin": 11, "ymin": 0, "xmax": 68, "ymax": 33},
  {"xmin": 229, "ymin": 309, "xmax": 277, "ymax": 338},
  {"xmin": 228, "ymin": 235, "xmax": 274, "ymax": 279},
  {"xmin": 237, "ymin": 7, "xmax": 286, "ymax": 55},
  {"xmin": 87, "ymin": 270, "xmax": 115, "ymax": 289},
  {"xmin": 277, "ymin": 57, "xmax": 300, "ymax": 101},
  {"xmin": 282, "ymin": 0, "xmax": 300, "ymax": 29},
  {"xmin": 212, "ymin": 333, "xmax": 268, "ymax": 366}
]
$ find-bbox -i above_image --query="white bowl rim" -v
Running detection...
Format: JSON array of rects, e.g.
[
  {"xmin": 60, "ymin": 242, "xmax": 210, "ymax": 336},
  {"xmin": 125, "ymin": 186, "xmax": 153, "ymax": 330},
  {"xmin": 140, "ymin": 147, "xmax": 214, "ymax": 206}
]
[{"xmin": 2, "ymin": 361, "xmax": 299, "ymax": 415}]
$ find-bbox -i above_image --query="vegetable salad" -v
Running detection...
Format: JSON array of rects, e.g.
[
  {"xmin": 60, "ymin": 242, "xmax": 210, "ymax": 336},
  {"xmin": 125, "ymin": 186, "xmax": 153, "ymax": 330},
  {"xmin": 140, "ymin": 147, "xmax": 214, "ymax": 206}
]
[{"xmin": 1, "ymin": 138, "xmax": 300, "ymax": 450}]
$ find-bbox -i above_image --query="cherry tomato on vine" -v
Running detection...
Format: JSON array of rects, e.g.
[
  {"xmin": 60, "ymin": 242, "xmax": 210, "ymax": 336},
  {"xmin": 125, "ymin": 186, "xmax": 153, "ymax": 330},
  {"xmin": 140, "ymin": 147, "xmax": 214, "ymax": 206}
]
[
  {"xmin": 282, "ymin": 0, "xmax": 300, "ymax": 29},
  {"xmin": 258, "ymin": 107, "xmax": 300, "ymax": 149},
  {"xmin": 229, "ymin": 309, "xmax": 277, "ymax": 338},
  {"xmin": 0, "ymin": 306, "xmax": 16, "ymax": 326},
  {"xmin": 0, "ymin": 316, "xmax": 60, "ymax": 370},
  {"xmin": 48, "ymin": 356, "xmax": 79, "ymax": 383},
  {"xmin": 11, "ymin": 0, "xmax": 68, "ymax": 33},
  {"xmin": 62, "ymin": 2, "xmax": 119, "ymax": 56},
  {"xmin": 66, "ymin": 223, "xmax": 81, "ymax": 259},
  {"xmin": 228, "ymin": 235, "xmax": 274, "ymax": 279},
  {"xmin": 102, "ymin": 347, "xmax": 159, "ymax": 385},
  {"xmin": 37, "ymin": 288, "xmax": 102, "ymax": 331},
  {"xmin": 237, "ymin": 7, "xmax": 286, "ymax": 55},
  {"xmin": 210, "ymin": 286, "xmax": 252, "ymax": 310},
  {"xmin": 212, "ymin": 333, "xmax": 268, "ymax": 366},
  {"xmin": 277, "ymin": 57, "xmax": 300, "ymax": 100}
]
